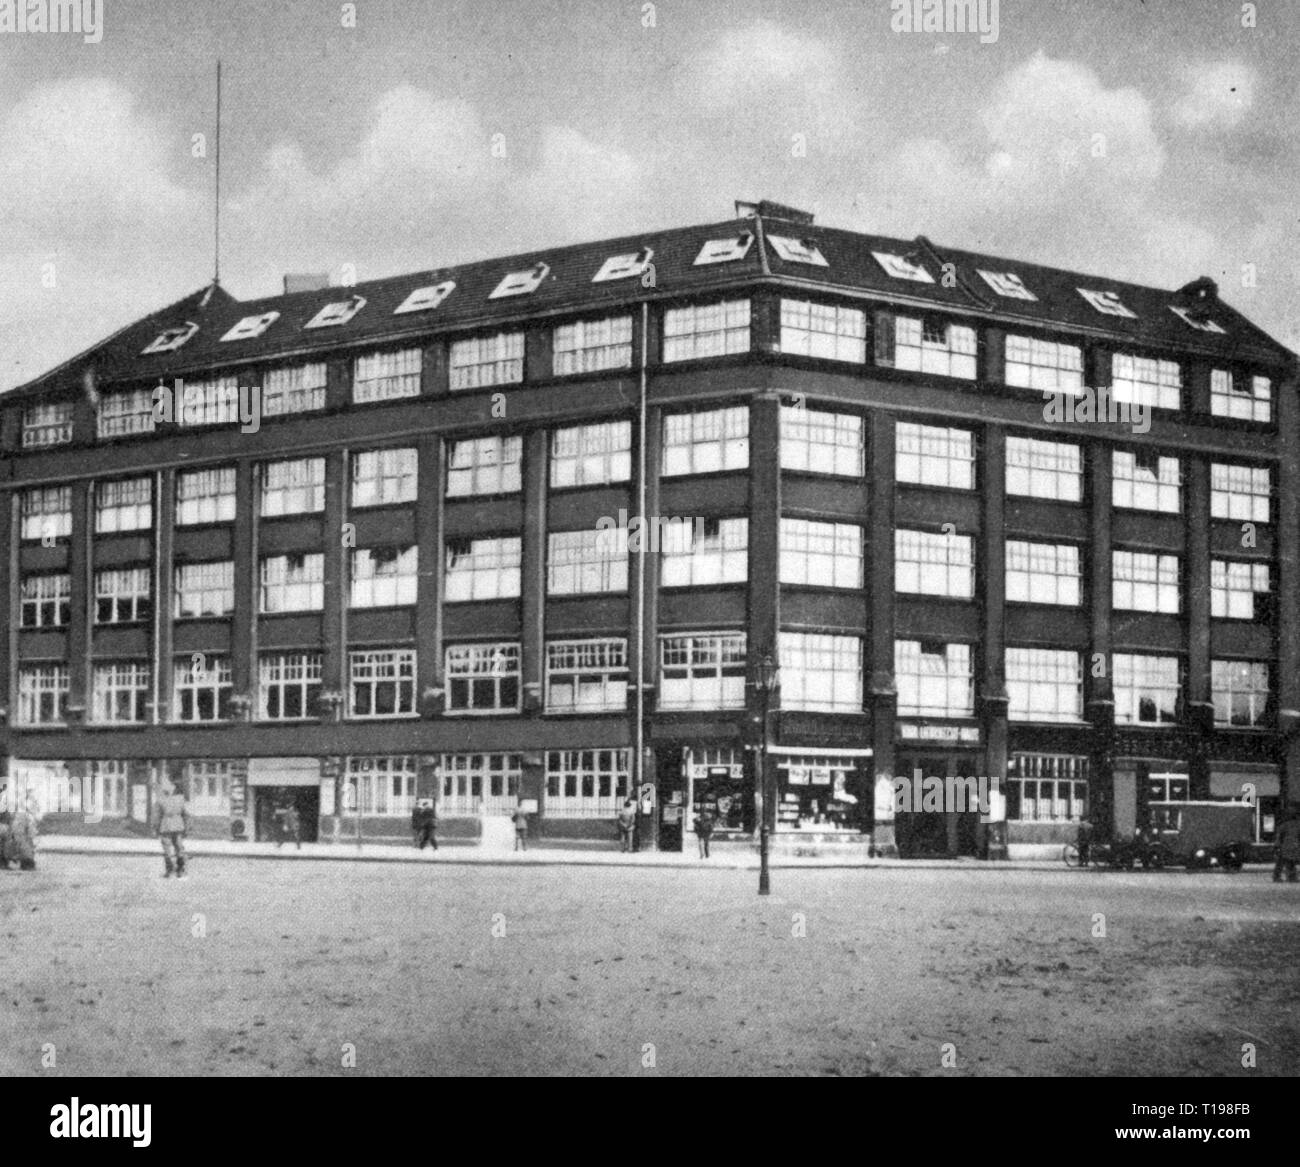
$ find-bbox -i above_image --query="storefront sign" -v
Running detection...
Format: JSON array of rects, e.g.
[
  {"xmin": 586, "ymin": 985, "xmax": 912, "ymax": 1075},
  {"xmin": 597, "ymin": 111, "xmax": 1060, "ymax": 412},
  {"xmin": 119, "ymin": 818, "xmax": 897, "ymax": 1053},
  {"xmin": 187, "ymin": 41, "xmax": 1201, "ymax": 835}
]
[{"xmin": 898, "ymin": 722, "xmax": 981, "ymax": 743}]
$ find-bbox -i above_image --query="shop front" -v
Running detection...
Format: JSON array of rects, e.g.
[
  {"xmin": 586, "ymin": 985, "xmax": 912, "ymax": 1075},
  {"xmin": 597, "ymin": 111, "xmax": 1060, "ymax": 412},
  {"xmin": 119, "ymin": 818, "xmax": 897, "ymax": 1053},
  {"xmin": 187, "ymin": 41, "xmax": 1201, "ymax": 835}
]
[
  {"xmin": 770, "ymin": 747, "xmax": 873, "ymax": 837},
  {"xmin": 246, "ymin": 757, "xmax": 322, "ymax": 843}
]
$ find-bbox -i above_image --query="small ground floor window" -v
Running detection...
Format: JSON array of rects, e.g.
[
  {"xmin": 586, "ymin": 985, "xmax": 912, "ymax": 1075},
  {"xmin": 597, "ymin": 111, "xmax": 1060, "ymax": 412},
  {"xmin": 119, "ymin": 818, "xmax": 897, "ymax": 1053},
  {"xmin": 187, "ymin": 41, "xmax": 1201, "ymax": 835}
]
[{"xmin": 775, "ymin": 756, "xmax": 862, "ymax": 832}]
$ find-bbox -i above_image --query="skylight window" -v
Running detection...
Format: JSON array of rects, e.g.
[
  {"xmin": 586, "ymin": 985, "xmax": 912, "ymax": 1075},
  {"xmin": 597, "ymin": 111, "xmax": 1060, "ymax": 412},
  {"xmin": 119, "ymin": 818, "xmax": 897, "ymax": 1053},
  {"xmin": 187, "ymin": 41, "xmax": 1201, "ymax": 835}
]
[
  {"xmin": 304, "ymin": 295, "xmax": 366, "ymax": 329},
  {"xmin": 693, "ymin": 233, "xmax": 753, "ymax": 266},
  {"xmin": 489, "ymin": 262, "xmax": 550, "ymax": 299},
  {"xmin": 977, "ymin": 270, "xmax": 1037, "ymax": 301},
  {"xmin": 592, "ymin": 248, "xmax": 654, "ymax": 283},
  {"xmin": 141, "ymin": 322, "xmax": 199, "ymax": 355},
  {"xmin": 1169, "ymin": 305, "xmax": 1226, "ymax": 334},
  {"xmin": 221, "ymin": 312, "xmax": 280, "ymax": 342},
  {"xmin": 394, "ymin": 280, "xmax": 457, "ymax": 314},
  {"xmin": 767, "ymin": 235, "xmax": 828, "ymax": 267},
  {"xmin": 1077, "ymin": 289, "xmax": 1137, "ymax": 319},
  {"xmin": 872, "ymin": 251, "xmax": 934, "ymax": 284}
]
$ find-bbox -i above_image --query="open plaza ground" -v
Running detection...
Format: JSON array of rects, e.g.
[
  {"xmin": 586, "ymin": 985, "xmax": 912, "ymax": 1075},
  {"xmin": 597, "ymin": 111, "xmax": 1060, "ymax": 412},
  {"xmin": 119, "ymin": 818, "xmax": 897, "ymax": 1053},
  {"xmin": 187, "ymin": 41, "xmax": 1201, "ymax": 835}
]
[{"xmin": 2, "ymin": 853, "xmax": 1297, "ymax": 1077}]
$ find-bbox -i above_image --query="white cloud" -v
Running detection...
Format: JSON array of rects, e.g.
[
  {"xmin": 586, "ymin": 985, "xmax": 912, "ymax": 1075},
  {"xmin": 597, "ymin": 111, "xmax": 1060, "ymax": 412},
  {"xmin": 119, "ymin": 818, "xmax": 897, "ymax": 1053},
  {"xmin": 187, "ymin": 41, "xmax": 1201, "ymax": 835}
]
[
  {"xmin": 689, "ymin": 19, "xmax": 837, "ymax": 105},
  {"xmin": 1170, "ymin": 62, "xmax": 1256, "ymax": 130}
]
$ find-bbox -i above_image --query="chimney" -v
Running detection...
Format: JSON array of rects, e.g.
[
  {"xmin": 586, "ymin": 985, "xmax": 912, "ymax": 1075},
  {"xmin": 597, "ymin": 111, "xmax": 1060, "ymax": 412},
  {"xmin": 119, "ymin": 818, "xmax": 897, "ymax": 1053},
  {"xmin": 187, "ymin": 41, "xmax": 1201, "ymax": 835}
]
[
  {"xmin": 283, "ymin": 273, "xmax": 331, "ymax": 295},
  {"xmin": 736, "ymin": 199, "xmax": 815, "ymax": 226}
]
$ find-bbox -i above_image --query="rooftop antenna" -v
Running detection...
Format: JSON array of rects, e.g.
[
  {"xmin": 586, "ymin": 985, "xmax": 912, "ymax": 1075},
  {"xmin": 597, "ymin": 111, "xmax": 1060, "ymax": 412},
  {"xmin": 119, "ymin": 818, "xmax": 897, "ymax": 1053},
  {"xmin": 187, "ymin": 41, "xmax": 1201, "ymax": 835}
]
[{"xmin": 213, "ymin": 59, "xmax": 222, "ymax": 286}]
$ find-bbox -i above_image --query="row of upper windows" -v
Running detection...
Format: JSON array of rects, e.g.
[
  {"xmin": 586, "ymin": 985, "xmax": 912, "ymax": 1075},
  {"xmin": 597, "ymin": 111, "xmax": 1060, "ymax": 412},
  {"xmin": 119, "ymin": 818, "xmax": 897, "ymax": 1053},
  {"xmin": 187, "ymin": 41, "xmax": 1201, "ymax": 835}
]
[
  {"xmin": 9, "ymin": 642, "xmax": 1273, "ymax": 729},
  {"xmin": 18, "ymin": 296, "xmax": 1278, "ymax": 451}
]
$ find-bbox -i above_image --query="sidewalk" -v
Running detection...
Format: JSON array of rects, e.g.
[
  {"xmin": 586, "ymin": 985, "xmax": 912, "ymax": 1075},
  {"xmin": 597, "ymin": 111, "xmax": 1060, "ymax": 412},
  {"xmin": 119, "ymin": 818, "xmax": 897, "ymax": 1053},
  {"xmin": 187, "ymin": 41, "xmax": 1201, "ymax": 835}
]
[{"xmin": 32, "ymin": 833, "xmax": 1159, "ymax": 872}]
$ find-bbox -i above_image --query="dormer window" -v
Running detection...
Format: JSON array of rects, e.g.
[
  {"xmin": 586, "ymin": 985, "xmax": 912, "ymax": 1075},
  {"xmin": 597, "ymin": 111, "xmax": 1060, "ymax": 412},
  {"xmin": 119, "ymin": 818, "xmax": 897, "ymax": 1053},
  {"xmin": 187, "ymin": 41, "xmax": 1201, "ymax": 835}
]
[
  {"xmin": 304, "ymin": 295, "xmax": 366, "ymax": 329},
  {"xmin": 1169, "ymin": 305, "xmax": 1225, "ymax": 334},
  {"xmin": 693, "ymin": 233, "xmax": 753, "ymax": 266},
  {"xmin": 221, "ymin": 312, "xmax": 280, "ymax": 342},
  {"xmin": 593, "ymin": 248, "xmax": 654, "ymax": 282},
  {"xmin": 141, "ymin": 322, "xmax": 199, "ymax": 355},
  {"xmin": 767, "ymin": 235, "xmax": 828, "ymax": 267},
  {"xmin": 489, "ymin": 262, "xmax": 549, "ymax": 299},
  {"xmin": 1077, "ymin": 289, "xmax": 1136, "ymax": 319},
  {"xmin": 872, "ymin": 251, "xmax": 934, "ymax": 284},
  {"xmin": 977, "ymin": 270, "xmax": 1037, "ymax": 301},
  {"xmin": 394, "ymin": 280, "xmax": 456, "ymax": 314}
]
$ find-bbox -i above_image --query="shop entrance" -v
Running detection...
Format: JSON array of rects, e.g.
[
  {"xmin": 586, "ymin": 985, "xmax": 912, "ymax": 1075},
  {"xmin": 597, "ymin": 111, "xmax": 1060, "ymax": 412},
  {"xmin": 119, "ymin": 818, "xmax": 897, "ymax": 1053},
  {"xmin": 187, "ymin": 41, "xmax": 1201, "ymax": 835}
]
[
  {"xmin": 253, "ymin": 786, "xmax": 320, "ymax": 843},
  {"xmin": 894, "ymin": 752, "xmax": 980, "ymax": 858}
]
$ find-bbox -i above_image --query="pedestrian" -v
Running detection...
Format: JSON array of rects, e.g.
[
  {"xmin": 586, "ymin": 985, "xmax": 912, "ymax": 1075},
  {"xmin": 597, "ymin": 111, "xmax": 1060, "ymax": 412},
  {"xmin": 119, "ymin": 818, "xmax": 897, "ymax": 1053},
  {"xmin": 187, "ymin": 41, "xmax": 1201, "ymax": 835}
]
[
  {"xmin": 283, "ymin": 801, "xmax": 302, "ymax": 851},
  {"xmin": 511, "ymin": 802, "xmax": 530, "ymax": 852},
  {"xmin": 1076, "ymin": 817, "xmax": 1094, "ymax": 868},
  {"xmin": 1273, "ymin": 810, "xmax": 1300, "ymax": 884},
  {"xmin": 412, "ymin": 798, "xmax": 438, "ymax": 850},
  {"xmin": 616, "ymin": 798, "xmax": 637, "ymax": 853},
  {"xmin": 693, "ymin": 805, "xmax": 715, "ymax": 859},
  {"xmin": 152, "ymin": 778, "xmax": 191, "ymax": 879},
  {"xmin": 0, "ymin": 794, "xmax": 12, "ymax": 871},
  {"xmin": 8, "ymin": 798, "xmax": 38, "ymax": 872}
]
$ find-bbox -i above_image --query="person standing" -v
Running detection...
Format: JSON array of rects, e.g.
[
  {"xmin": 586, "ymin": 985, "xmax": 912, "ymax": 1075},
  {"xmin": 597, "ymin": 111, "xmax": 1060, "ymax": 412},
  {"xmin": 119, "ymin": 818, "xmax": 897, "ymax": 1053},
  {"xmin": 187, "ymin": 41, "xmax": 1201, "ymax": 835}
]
[
  {"xmin": 511, "ymin": 803, "xmax": 530, "ymax": 852},
  {"xmin": 283, "ymin": 801, "xmax": 302, "ymax": 851},
  {"xmin": 616, "ymin": 798, "xmax": 637, "ymax": 853},
  {"xmin": 1273, "ymin": 810, "xmax": 1300, "ymax": 883},
  {"xmin": 153, "ymin": 778, "xmax": 191, "ymax": 879},
  {"xmin": 693, "ymin": 805, "xmax": 715, "ymax": 859},
  {"xmin": 9, "ymin": 799, "xmax": 38, "ymax": 872},
  {"xmin": 412, "ymin": 799, "xmax": 438, "ymax": 850}
]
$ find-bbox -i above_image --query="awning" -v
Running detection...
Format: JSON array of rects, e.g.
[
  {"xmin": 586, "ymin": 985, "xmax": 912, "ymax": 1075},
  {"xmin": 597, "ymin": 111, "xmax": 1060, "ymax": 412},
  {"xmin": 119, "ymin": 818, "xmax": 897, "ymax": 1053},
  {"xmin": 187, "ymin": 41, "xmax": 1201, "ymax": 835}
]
[{"xmin": 246, "ymin": 757, "xmax": 323, "ymax": 788}]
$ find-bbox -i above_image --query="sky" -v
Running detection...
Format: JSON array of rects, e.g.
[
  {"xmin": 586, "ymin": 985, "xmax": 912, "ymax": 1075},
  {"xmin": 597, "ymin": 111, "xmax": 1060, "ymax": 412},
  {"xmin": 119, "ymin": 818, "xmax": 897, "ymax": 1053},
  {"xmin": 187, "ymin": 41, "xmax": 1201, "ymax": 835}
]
[{"xmin": 1, "ymin": 0, "xmax": 1296, "ymax": 391}]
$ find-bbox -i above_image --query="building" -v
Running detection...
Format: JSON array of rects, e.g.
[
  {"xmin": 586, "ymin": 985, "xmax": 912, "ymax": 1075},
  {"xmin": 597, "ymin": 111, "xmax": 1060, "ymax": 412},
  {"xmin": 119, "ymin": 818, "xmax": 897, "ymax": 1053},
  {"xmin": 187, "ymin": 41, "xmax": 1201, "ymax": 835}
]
[{"xmin": 1, "ymin": 198, "xmax": 1295, "ymax": 857}]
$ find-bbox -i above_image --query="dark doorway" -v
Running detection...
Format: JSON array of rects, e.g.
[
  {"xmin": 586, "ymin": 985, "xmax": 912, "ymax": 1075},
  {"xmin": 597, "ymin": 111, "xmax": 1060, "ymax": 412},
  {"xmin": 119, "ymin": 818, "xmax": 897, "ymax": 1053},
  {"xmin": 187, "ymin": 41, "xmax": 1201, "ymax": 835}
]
[
  {"xmin": 894, "ymin": 752, "xmax": 981, "ymax": 859},
  {"xmin": 254, "ymin": 786, "xmax": 320, "ymax": 843}
]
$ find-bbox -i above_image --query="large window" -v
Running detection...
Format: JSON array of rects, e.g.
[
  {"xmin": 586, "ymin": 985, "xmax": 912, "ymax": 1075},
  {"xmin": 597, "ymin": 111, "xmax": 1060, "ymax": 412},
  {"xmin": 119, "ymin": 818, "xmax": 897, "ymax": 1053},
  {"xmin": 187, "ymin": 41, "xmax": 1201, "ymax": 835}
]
[
  {"xmin": 1114, "ymin": 653, "xmax": 1180, "ymax": 725},
  {"xmin": 895, "ymin": 641, "xmax": 973, "ymax": 717},
  {"xmin": 878, "ymin": 315, "xmax": 977, "ymax": 380},
  {"xmin": 445, "ymin": 643, "xmax": 521, "ymax": 713},
  {"xmin": 20, "ymin": 573, "xmax": 70, "ymax": 628},
  {"xmin": 1112, "ymin": 353, "xmax": 1181, "ymax": 411},
  {"xmin": 551, "ymin": 421, "xmax": 632, "ymax": 488},
  {"xmin": 352, "ymin": 447, "xmax": 417, "ymax": 507},
  {"xmin": 779, "ymin": 632, "xmax": 863, "ymax": 712},
  {"xmin": 1007, "ymin": 755, "xmax": 1089, "ymax": 823},
  {"xmin": 96, "ymin": 477, "xmax": 152, "ymax": 534},
  {"xmin": 174, "ymin": 561, "xmax": 234, "ymax": 619},
  {"xmin": 350, "ymin": 546, "xmax": 418, "ymax": 608},
  {"xmin": 663, "ymin": 300, "xmax": 751, "ymax": 362},
  {"xmin": 348, "ymin": 649, "xmax": 417, "ymax": 718},
  {"xmin": 449, "ymin": 332, "xmax": 524, "ymax": 391},
  {"xmin": 95, "ymin": 567, "xmax": 151, "ymax": 625},
  {"xmin": 354, "ymin": 348, "xmax": 422, "ymax": 402},
  {"xmin": 440, "ymin": 754, "xmax": 521, "ymax": 815},
  {"xmin": 1006, "ymin": 542, "xmax": 1081, "ymax": 606},
  {"xmin": 1211, "ymin": 560, "xmax": 1270, "ymax": 621},
  {"xmin": 172, "ymin": 656, "xmax": 233, "ymax": 723},
  {"xmin": 98, "ymin": 387, "xmax": 157, "ymax": 439},
  {"xmin": 895, "ymin": 528, "xmax": 974, "ymax": 598},
  {"xmin": 22, "ymin": 401, "xmax": 73, "ymax": 449},
  {"xmin": 1112, "ymin": 451, "xmax": 1180, "ymax": 514},
  {"xmin": 659, "ymin": 632, "xmax": 746, "ymax": 710},
  {"xmin": 92, "ymin": 662, "xmax": 151, "ymax": 724},
  {"xmin": 345, "ymin": 755, "xmax": 417, "ymax": 816},
  {"xmin": 447, "ymin": 435, "xmax": 522, "ymax": 497},
  {"xmin": 553, "ymin": 315, "xmax": 633, "ymax": 375},
  {"xmin": 895, "ymin": 422, "xmax": 975, "ymax": 489},
  {"xmin": 178, "ymin": 374, "xmax": 242, "ymax": 426},
  {"xmin": 780, "ymin": 406, "xmax": 864, "ymax": 477},
  {"xmin": 545, "ymin": 749, "xmax": 631, "ymax": 819},
  {"xmin": 780, "ymin": 519, "xmax": 863, "ymax": 589},
  {"xmin": 545, "ymin": 639, "xmax": 628, "ymax": 713},
  {"xmin": 1211, "ymin": 370, "xmax": 1271, "ymax": 423},
  {"xmin": 1004, "ymin": 335, "xmax": 1083, "ymax": 393},
  {"xmin": 259, "ymin": 652, "xmax": 322, "ymax": 721},
  {"xmin": 260, "ymin": 553, "xmax": 325, "ymax": 613},
  {"xmin": 262, "ymin": 362, "xmax": 327, "ymax": 416},
  {"xmin": 660, "ymin": 517, "xmax": 747, "ymax": 587},
  {"xmin": 16, "ymin": 665, "xmax": 69, "ymax": 725},
  {"xmin": 20, "ymin": 486, "xmax": 71, "ymax": 542},
  {"xmin": 177, "ymin": 467, "xmax": 236, "ymax": 526},
  {"xmin": 1005, "ymin": 436, "xmax": 1082, "ymax": 502},
  {"xmin": 547, "ymin": 529, "xmax": 628, "ymax": 595},
  {"xmin": 185, "ymin": 760, "xmax": 235, "ymax": 817},
  {"xmin": 1212, "ymin": 661, "xmax": 1270, "ymax": 728},
  {"xmin": 445, "ymin": 537, "xmax": 522, "ymax": 601},
  {"xmin": 261, "ymin": 457, "xmax": 325, "ymax": 516},
  {"xmin": 1211, "ymin": 463, "xmax": 1270, "ymax": 523},
  {"xmin": 1006, "ymin": 648, "xmax": 1084, "ymax": 723},
  {"xmin": 1112, "ymin": 551, "xmax": 1180, "ymax": 614},
  {"xmin": 662, "ymin": 407, "xmax": 749, "ymax": 476},
  {"xmin": 779, "ymin": 299, "xmax": 867, "ymax": 363}
]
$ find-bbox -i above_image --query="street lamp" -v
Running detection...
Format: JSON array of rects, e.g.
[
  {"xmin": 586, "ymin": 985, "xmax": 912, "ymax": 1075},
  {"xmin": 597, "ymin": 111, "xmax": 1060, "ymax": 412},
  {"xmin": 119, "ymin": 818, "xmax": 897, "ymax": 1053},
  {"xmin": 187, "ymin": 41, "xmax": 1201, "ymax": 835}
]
[{"xmin": 751, "ymin": 650, "xmax": 780, "ymax": 896}]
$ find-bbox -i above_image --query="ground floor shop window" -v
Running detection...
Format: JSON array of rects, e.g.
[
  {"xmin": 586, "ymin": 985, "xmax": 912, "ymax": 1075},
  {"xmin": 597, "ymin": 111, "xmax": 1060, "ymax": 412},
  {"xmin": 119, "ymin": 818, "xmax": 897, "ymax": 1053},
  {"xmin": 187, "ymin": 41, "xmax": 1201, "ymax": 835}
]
[
  {"xmin": 1007, "ymin": 755, "xmax": 1089, "ymax": 823},
  {"xmin": 685, "ymin": 747, "xmax": 748, "ymax": 832},
  {"xmin": 1146, "ymin": 771, "xmax": 1190, "ymax": 832},
  {"xmin": 8, "ymin": 760, "xmax": 75, "ymax": 814},
  {"xmin": 88, "ymin": 760, "xmax": 130, "ymax": 818},
  {"xmin": 545, "ymin": 749, "xmax": 630, "ymax": 818},
  {"xmin": 775, "ymin": 757, "xmax": 861, "ymax": 832},
  {"xmin": 185, "ymin": 760, "xmax": 235, "ymax": 817},
  {"xmin": 345, "ymin": 756, "xmax": 417, "ymax": 816},
  {"xmin": 440, "ymin": 753, "xmax": 521, "ymax": 815}
]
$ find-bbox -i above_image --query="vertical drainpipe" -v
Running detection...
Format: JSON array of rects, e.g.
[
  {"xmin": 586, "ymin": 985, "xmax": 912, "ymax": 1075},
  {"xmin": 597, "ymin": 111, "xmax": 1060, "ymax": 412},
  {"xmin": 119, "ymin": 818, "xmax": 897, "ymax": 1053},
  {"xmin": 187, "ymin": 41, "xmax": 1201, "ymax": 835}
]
[{"xmin": 635, "ymin": 301, "xmax": 648, "ymax": 838}]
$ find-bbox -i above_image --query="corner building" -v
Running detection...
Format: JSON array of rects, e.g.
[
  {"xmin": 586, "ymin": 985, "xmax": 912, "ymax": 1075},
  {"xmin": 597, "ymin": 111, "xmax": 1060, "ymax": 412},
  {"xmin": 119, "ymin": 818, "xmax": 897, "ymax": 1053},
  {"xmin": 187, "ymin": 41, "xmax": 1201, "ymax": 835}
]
[{"xmin": 2, "ymin": 199, "xmax": 1296, "ymax": 857}]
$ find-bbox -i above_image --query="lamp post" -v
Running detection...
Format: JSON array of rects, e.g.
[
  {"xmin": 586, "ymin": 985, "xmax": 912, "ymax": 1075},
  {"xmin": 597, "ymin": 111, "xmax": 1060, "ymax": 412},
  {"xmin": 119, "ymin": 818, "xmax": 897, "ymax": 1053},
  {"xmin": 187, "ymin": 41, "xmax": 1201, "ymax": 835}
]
[{"xmin": 752, "ymin": 651, "xmax": 780, "ymax": 896}]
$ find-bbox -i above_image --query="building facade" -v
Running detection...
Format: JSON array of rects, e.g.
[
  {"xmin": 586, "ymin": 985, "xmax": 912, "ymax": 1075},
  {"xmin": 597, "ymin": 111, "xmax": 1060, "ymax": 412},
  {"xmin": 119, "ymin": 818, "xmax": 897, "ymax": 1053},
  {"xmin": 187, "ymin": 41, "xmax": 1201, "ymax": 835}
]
[{"xmin": 1, "ymin": 199, "xmax": 1295, "ymax": 856}]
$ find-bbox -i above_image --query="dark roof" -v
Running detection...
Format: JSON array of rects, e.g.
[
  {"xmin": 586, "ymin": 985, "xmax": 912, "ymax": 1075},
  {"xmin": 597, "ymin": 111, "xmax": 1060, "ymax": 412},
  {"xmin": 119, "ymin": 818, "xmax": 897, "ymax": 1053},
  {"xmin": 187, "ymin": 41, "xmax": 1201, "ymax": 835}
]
[{"xmin": 9, "ymin": 207, "xmax": 1293, "ymax": 401}]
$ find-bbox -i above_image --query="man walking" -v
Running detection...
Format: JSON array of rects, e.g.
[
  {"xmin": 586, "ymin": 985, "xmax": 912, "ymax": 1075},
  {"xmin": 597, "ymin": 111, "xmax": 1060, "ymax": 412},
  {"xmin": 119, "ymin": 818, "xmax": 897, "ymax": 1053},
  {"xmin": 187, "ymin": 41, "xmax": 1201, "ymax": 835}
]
[
  {"xmin": 412, "ymin": 798, "xmax": 438, "ymax": 850},
  {"xmin": 1273, "ymin": 810, "xmax": 1300, "ymax": 883},
  {"xmin": 616, "ymin": 798, "xmax": 637, "ymax": 853},
  {"xmin": 153, "ymin": 777, "xmax": 191, "ymax": 879}
]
